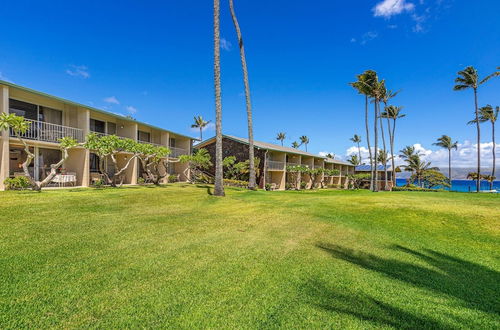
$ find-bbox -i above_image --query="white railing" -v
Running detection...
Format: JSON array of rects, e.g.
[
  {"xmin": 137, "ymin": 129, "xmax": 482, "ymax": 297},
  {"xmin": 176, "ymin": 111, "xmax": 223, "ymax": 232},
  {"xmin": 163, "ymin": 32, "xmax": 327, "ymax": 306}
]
[
  {"xmin": 267, "ymin": 160, "xmax": 286, "ymax": 170},
  {"xmin": 170, "ymin": 146, "xmax": 188, "ymax": 158},
  {"xmin": 90, "ymin": 131, "xmax": 129, "ymax": 140},
  {"xmin": 286, "ymin": 162, "xmax": 300, "ymax": 167},
  {"xmin": 11, "ymin": 119, "xmax": 84, "ymax": 143}
]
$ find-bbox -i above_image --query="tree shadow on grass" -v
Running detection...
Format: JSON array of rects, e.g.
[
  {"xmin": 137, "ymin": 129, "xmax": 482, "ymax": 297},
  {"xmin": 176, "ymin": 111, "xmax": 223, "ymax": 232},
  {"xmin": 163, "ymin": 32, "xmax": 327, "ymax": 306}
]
[
  {"xmin": 316, "ymin": 243, "xmax": 500, "ymax": 317},
  {"xmin": 303, "ymin": 279, "xmax": 451, "ymax": 329}
]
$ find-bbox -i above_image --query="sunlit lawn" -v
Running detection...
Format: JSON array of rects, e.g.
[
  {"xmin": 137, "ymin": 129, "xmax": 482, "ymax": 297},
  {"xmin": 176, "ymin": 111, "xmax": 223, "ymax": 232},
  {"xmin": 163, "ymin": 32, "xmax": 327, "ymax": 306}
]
[{"xmin": 0, "ymin": 185, "xmax": 498, "ymax": 328}]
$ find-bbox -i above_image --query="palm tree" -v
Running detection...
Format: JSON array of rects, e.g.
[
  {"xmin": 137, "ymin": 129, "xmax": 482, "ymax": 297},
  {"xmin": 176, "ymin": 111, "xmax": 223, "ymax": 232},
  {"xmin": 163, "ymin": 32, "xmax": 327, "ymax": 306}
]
[
  {"xmin": 377, "ymin": 149, "xmax": 391, "ymax": 182},
  {"xmin": 350, "ymin": 70, "xmax": 377, "ymax": 190},
  {"xmin": 380, "ymin": 88, "xmax": 399, "ymax": 190},
  {"xmin": 399, "ymin": 146, "xmax": 421, "ymax": 180},
  {"xmin": 453, "ymin": 66, "xmax": 498, "ymax": 192},
  {"xmin": 191, "ymin": 116, "xmax": 211, "ymax": 141},
  {"xmin": 370, "ymin": 75, "xmax": 385, "ymax": 192},
  {"xmin": 276, "ymin": 132, "xmax": 286, "ymax": 146},
  {"xmin": 299, "ymin": 135, "xmax": 309, "ymax": 152},
  {"xmin": 381, "ymin": 105, "xmax": 405, "ymax": 184},
  {"xmin": 402, "ymin": 154, "xmax": 435, "ymax": 187},
  {"xmin": 291, "ymin": 141, "xmax": 300, "ymax": 149},
  {"xmin": 213, "ymin": 0, "xmax": 224, "ymax": 196},
  {"xmin": 325, "ymin": 153, "xmax": 334, "ymax": 159},
  {"xmin": 350, "ymin": 134, "xmax": 362, "ymax": 163},
  {"xmin": 469, "ymin": 105, "xmax": 498, "ymax": 190},
  {"xmin": 433, "ymin": 135, "xmax": 458, "ymax": 183},
  {"xmin": 347, "ymin": 154, "xmax": 360, "ymax": 166},
  {"xmin": 229, "ymin": 0, "xmax": 256, "ymax": 189}
]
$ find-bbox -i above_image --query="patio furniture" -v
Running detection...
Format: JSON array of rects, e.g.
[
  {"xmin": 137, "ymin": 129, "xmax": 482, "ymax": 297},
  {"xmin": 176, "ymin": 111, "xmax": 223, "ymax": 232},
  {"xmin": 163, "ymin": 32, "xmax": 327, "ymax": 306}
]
[{"xmin": 52, "ymin": 174, "xmax": 77, "ymax": 187}]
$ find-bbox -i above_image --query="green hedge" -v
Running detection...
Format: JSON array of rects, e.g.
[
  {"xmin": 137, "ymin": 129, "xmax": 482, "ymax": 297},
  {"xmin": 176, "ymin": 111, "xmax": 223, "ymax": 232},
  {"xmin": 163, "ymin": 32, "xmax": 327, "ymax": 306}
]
[{"xmin": 392, "ymin": 186, "xmax": 446, "ymax": 192}]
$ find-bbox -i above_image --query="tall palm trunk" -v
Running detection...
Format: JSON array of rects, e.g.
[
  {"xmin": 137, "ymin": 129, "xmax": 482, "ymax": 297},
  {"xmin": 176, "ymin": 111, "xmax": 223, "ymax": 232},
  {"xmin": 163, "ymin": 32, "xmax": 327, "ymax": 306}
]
[
  {"xmin": 387, "ymin": 116, "xmax": 396, "ymax": 185},
  {"xmin": 380, "ymin": 104, "xmax": 388, "ymax": 190},
  {"xmin": 365, "ymin": 95, "xmax": 374, "ymax": 190},
  {"xmin": 373, "ymin": 100, "xmax": 379, "ymax": 192},
  {"xmin": 229, "ymin": 0, "xmax": 256, "ymax": 189},
  {"xmin": 448, "ymin": 148, "xmax": 452, "ymax": 183},
  {"xmin": 213, "ymin": 0, "xmax": 225, "ymax": 196},
  {"xmin": 200, "ymin": 127, "xmax": 203, "ymax": 141},
  {"xmin": 357, "ymin": 141, "xmax": 362, "ymax": 163},
  {"xmin": 491, "ymin": 121, "xmax": 496, "ymax": 191},
  {"xmin": 473, "ymin": 88, "xmax": 481, "ymax": 192}
]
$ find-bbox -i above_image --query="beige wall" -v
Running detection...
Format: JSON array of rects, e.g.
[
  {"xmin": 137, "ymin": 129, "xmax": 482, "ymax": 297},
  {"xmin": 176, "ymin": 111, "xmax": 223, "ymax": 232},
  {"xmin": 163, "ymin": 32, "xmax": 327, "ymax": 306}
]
[{"xmin": 65, "ymin": 148, "xmax": 89, "ymax": 186}]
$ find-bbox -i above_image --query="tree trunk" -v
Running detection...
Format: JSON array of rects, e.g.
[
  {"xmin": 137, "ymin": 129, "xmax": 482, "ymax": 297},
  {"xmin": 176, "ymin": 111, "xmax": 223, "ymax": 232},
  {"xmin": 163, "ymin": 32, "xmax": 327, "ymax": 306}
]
[
  {"xmin": 357, "ymin": 142, "xmax": 362, "ymax": 164},
  {"xmin": 200, "ymin": 127, "xmax": 203, "ymax": 142},
  {"xmin": 380, "ymin": 105, "xmax": 388, "ymax": 190},
  {"xmin": 229, "ymin": 0, "xmax": 256, "ymax": 190},
  {"xmin": 213, "ymin": 0, "xmax": 225, "ymax": 196},
  {"xmin": 391, "ymin": 119, "xmax": 397, "ymax": 185},
  {"xmin": 474, "ymin": 88, "xmax": 480, "ymax": 192},
  {"xmin": 373, "ymin": 100, "xmax": 379, "ymax": 192},
  {"xmin": 365, "ymin": 95, "xmax": 373, "ymax": 191},
  {"xmin": 491, "ymin": 122, "xmax": 496, "ymax": 191},
  {"xmin": 448, "ymin": 149, "xmax": 452, "ymax": 183}
]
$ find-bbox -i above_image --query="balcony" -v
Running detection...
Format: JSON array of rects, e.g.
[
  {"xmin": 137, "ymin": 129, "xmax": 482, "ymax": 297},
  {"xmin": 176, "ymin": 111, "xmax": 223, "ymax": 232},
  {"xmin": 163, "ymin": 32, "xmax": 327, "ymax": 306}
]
[
  {"xmin": 286, "ymin": 162, "xmax": 300, "ymax": 167},
  {"xmin": 267, "ymin": 160, "xmax": 285, "ymax": 171},
  {"xmin": 169, "ymin": 146, "xmax": 189, "ymax": 158},
  {"xmin": 10, "ymin": 119, "xmax": 84, "ymax": 143}
]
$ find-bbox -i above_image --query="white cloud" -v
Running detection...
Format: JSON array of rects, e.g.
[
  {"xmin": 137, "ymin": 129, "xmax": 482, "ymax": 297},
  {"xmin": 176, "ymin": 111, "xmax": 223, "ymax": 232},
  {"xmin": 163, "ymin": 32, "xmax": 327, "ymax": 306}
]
[
  {"xmin": 373, "ymin": 0, "xmax": 415, "ymax": 18},
  {"xmin": 344, "ymin": 141, "xmax": 499, "ymax": 169},
  {"xmin": 126, "ymin": 106, "xmax": 137, "ymax": 114},
  {"xmin": 104, "ymin": 96, "xmax": 120, "ymax": 104},
  {"xmin": 350, "ymin": 38, "xmax": 357, "ymax": 43},
  {"xmin": 220, "ymin": 38, "xmax": 232, "ymax": 51},
  {"xmin": 0, "ymin": 72, "xmax": 14, "ymax": 83},
  {"xmin": 66, "ymin": 65, "xmax": 90, "ymax": 78},
  {"xmin": 361, "ymin": 31, "xmax": 379, "ymax": 45}
]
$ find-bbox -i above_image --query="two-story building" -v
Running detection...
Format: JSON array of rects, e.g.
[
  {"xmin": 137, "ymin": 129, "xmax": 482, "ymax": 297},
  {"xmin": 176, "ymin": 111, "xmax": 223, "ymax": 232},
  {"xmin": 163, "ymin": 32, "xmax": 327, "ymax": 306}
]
[
  {"xmin": 0, "ymin": 80, "xmax": 195, "ymax": 190},
  {"xmin": 196, "ymin": 135, "xmax": 355, "ymax": 190}
]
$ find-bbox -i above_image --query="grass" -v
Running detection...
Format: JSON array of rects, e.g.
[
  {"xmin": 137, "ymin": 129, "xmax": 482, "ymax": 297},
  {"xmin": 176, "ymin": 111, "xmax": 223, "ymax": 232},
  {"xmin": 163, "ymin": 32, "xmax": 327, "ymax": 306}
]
[{"xmin": 0, "ymin": 185, "xmax": 499, "ymax": 328}]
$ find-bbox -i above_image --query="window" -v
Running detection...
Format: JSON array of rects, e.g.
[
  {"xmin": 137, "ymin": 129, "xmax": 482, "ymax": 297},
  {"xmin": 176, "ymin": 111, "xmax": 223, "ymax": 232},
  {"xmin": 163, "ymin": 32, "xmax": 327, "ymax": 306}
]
[
  {"xmin": 39, "ymin": 106, "xmax": 62, "ymax": 125},
  {"xmin": 90, "ymin": 119, "xmax": 106, "ymax": 133},
  {"xmin": 169, "ymin": 137, "xmax": 176, "ymax": 148},
  {"xmin": 107, "ymin": 122, "xmax": 117, "ymax": 135},
  {"xmin": 138, "ymin": 130, "xmax": 150, "ymax": 142},
  {"xmin": 38, "ymin": 148, "xmax": 62, "ymax": 180},
  {"xmin": 89, "ymin": 153, "xmax": 100, "ymax": 173},
  {"xmin": 9, "ymin": 99, "xmax": 37, "ymax": 120}
]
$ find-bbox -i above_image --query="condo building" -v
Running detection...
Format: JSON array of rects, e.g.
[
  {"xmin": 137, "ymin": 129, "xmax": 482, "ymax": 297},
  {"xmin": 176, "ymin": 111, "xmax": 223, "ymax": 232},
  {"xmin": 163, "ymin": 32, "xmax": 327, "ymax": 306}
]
[
  {"xmin": 196, "ymin": 135, "xmax": 355, "ymax": 190},
  {"xmin": 0, "ymin": 81, "xmax": 196, "ymax": 190}
]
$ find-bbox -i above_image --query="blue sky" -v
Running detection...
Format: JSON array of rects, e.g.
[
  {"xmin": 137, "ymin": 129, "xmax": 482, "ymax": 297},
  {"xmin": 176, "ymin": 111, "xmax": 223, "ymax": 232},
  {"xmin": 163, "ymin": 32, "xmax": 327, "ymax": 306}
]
[{"xmin": 0, "ymin": 0, "xmax": 499, "ymax": 167}]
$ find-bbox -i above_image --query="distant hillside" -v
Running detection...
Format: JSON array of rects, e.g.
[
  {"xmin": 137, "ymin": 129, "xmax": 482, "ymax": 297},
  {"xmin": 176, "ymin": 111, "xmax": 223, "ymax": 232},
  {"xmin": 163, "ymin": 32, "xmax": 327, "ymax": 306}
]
[{"xmin": 397, "ymin": 167, "xmax": 500, "ymax": 180}]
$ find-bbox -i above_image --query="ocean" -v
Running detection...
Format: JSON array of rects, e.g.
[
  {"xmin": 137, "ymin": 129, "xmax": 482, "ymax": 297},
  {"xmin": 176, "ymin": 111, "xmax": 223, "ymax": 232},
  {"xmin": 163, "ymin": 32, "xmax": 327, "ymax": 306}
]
[{"xmin": 396, "ymin": 179, "xmax": 500, "ymax": 192}]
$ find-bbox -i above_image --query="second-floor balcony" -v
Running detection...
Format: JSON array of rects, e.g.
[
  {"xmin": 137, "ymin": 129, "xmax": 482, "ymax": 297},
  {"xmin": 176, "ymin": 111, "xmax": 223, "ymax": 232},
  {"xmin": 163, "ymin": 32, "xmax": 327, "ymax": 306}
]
[
  {"xmin": 10, "ymin": 119, "xmax": 84, "ymax": 143},
  {"xmin": 267, "ymin": 160, "xmax": 286, "ymax": 171},
  {"xmin": 169, "ymin": 146, "xmax": 189, "ymax": 158}
]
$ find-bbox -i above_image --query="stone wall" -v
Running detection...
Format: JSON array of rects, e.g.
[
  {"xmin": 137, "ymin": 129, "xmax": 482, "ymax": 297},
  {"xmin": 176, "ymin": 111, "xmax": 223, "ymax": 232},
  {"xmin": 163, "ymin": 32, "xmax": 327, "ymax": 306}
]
[{"xmin": 199, "ymin": 137, "xmax": 266, "ymax": 187}]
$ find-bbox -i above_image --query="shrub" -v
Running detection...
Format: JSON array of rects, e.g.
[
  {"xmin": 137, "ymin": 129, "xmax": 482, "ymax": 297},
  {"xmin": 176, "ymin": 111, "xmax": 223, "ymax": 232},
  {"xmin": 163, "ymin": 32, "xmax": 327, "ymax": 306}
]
[
  {"xmin": 224, "ymin": 179, "xmax": 249, "ymax": 188},
  {"xmin": 137, "ymin": 177, "xmax": 146, "ymax": 185},
  {"xmin": 285, "ymin": 182, "xmax": 292, "ymax": 190},
  {"xmin": 300, "ymin": 181, "xmax": 307, "ymax": 190},
  {"xmin": 168, "ymin": 175, "xmax": 179, "ymax": 183},
  {"xmin": 92, "ymin": 178, "xmax": 104, "ymax": 188},
  {"xmin": 4, "ymin": 176, "xmax": 31, "ymax": 190},
  {"xmin": 265, "ymin": 183, "xmax": 272, "ymax": 191},
  {"xmin": 392, "ymin": 186, "xmax": 445, "ymax": 192}
]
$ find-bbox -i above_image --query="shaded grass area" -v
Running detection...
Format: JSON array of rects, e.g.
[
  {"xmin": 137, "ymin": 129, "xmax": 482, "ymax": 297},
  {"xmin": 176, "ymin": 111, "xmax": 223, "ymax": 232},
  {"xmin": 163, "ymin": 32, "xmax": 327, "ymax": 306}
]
[{"xmin": 0, "ymin": 185, "xmax": 499, "ymax": 328}]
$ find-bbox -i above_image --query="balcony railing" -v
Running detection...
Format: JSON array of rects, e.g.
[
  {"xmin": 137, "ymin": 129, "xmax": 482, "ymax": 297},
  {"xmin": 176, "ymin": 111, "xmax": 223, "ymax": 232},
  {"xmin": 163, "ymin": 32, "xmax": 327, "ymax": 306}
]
[
  {"xmin": 11, "ymin": 119, "xmax": 84, "ymax": 143},
  {"xmin": 169, "ymin": 146, "xmax": 189, "ymax": 158},
  {"xmin": 267, "ymin": 160, "xmax": 286, "ymax": 171},
  {"xmin": 286, "ymin": 162, "xmax": 300, "ymax": 167}
]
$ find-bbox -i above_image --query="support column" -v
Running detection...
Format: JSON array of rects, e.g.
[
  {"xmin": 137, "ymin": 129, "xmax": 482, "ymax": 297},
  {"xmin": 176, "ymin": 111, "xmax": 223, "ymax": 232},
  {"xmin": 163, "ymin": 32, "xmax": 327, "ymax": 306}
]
[{"xmin": 0, "ymin": 86, "xmax": 10, "ymax": 191}]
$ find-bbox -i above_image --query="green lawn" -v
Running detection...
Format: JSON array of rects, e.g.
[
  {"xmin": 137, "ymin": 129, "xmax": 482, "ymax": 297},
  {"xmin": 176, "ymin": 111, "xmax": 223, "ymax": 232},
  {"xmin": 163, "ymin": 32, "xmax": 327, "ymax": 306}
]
[{"xmin": 0, "ymin": 185, "xmax": 498, "ymax": 328}]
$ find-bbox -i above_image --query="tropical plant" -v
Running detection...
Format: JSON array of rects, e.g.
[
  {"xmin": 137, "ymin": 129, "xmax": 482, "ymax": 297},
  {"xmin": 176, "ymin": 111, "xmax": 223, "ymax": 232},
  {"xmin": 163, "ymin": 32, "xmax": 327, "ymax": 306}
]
[
  {"xmin": 304, "ymin": 167, "xmax": 324, "ymax": 189},
  {"xmin": 3, "ymin": 176, "xmax": 31, "ymax": 190},
  {"xmin": 179, "ymin": 148, "xmax": 213, "ymax": 183},
  {"xmin": 0, "ymin": 113, "xmax": 79, "ymax": 191},
  {"xmin": 402, "ymin": 153, "xmax": 437, "ymax": 188},
  {"xmin": 191, "ymin": 115, "xmax": 211, "ymax": 141},
  {"xmin": 481, "ymin": 174, "xmax": 496, "ymax": 190},
  {"xmin": 420, "ymin": 169, "xmax": 451, "ymax": 189},
  {"xmin": 350, "ymin": 70, "xmax": 377, "ymax": 190},
  {"xmin": 453, "ymin": 66, "xmax": 498, "ymax": 192},
  {"xmin": 381, "ymin": 105, "xmax": 405, "ymax": 184},
  {"xmin": 370, "ymin": 76, "xmax": 386, "ymax": 191},
  {"xmin": 350, "ymin": 134, "xmax": 362, "ymax": 163},
  {"xmin": 347, "ymin": 154, "xmax": 360, "ymax": 166},
  {"xmin": 432, "ymin": 135, "xmax": 458, "ymax": 182},
  {"xmin": 299, "ymin": 136, "xmax": 309, "ymax": 151},
  {"xmin": 469, "ymin": 105, "xmax": 498, "ymax": 190},
  {"xmin": 135, "ymin": 143, "xmax": 171, "ymax": 185},
  {"xmin": 276, "ymin": 132, "xmax": 286, "ymax": 146},
  {"xmin": 213, "ymin": 0, "xmax": 224, "ymax": 196},
  {"xmin": 348, "ymin": 173, "xmax": 371, "ymax": 189},
  {"xmin": 286, "ymin": 164, "xmax": 308, "ymax": 189},
  {"xmin": 325, "ymin": 153, "xmax": 334, "ymax": 159},
  {"xmin": 84, "ymin": 133, "xmax": 139, "ymax": 187},
  {"xmin": 291, "ymin": 141, "xmax": 300, "ymax": 149},
  {"xmin": 229, "ymin": 0, "xmax": 256, "ymax": 190}
]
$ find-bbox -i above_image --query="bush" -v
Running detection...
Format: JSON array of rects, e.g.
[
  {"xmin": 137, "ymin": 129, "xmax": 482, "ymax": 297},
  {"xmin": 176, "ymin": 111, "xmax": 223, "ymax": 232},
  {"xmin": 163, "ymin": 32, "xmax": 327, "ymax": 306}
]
[
  {"xmin": 168, "ymin": 175, "xmax": 179, "ymax": 183},
  {"xmin": 92, "ymin": 178, "xmax": 104, "ymax": 188},
  {"xmin": 285, "ymin": 182, "xmax": 292, "ymax": 190},
  {"xmin": 224, "ymin": 179, "xmax": 249, "ymax": 188},
  {"xmin": 300, "ymin": 181, "xmax": 307, "ymax": 190},
  {"xmin": 392, "ymin": 186, "xmax": 445, "ymax": 192},
  {"xmin": 4, "ymin": 176, "xmax": 31, "ymax": 190},
  {"xmin": 137, "ymin": 177, "xmax": 146, "ymax": 185},
  {"xmin": 265, "ymin": 183, "xmax": 272, "ymax": 191}
]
